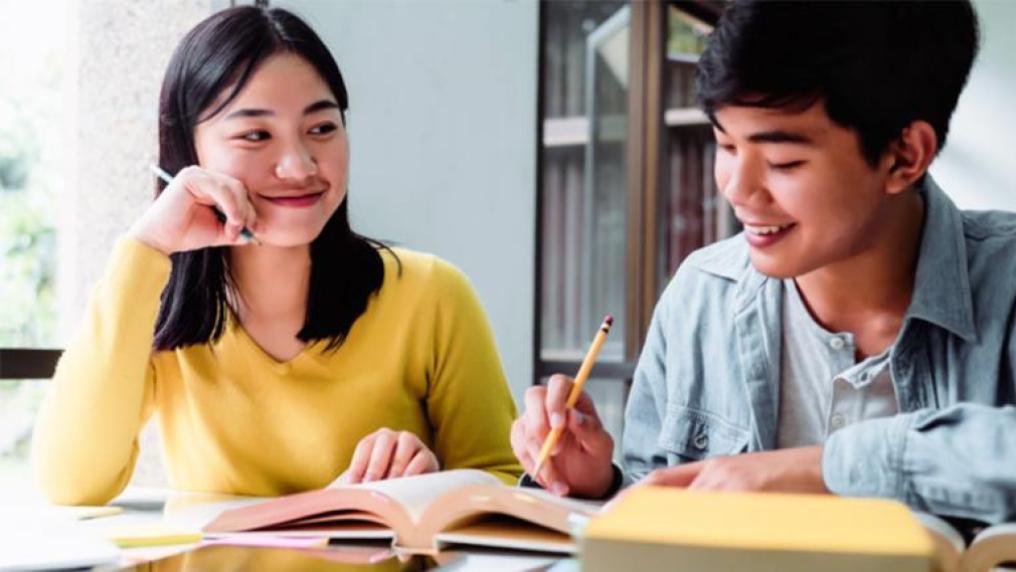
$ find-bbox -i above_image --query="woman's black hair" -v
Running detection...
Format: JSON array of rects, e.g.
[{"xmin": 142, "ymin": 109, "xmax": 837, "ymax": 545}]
[
  {"xmin": 696, "ymin": 0, "xmax": 980, "ymax": 167},
  {"xmin": 153, "ymin": 6, "xmax": 393, "ymax": 352}
]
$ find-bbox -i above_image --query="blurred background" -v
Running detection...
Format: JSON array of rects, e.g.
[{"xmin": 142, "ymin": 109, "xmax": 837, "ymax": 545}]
[{"xmin": 2, "ymin": 0, "xmax": 1014, "ymax": 501}]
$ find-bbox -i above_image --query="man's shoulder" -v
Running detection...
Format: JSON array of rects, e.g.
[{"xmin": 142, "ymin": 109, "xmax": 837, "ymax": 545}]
[
  {"xmin": 961, "ymin": 208, "xmax": 1016, "ymax": 243},
  {"xmin": 959, "ymin": 208, "xmax": 1016, "ymax": 294},
  {"xmin": 680, "ymin": 232, "xmax": 752, "ymax": 281},
  {"xmin": 655, "ymin": 233, "xmax": 755, "ymax": 314}
]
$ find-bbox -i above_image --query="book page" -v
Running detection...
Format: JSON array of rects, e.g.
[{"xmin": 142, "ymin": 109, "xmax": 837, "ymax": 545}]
[
  {"xmin": 508, "ymin": 487, "xmax": 604, "ymax": 516},
  {"xmin": 348, "ymin": 469, "xmax": 502, "ymax": 523},
  {"xmin": 435, "ymin": 516, "xmax": 578, "ymax": 554},
  {"xmin": 964, "ymin": 523, "xmax": 1016, "ymax": 572},
  {"xmin": 912, "ymin": 511, "xmax": 964, "ymax": 572}
]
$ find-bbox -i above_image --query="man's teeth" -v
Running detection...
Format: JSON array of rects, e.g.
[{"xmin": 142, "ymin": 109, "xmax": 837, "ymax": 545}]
[{"xmin": 745, "ymin": 223, "xmax": 792, "ymax": 235}]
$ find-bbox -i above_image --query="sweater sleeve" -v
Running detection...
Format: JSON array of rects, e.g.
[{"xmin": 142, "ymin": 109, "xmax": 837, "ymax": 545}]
[
  {"xmin": 31, "ymin": 238, "xmax": 170, "ymax": 505},
  {"xmin": 423, "ymin": 259, "xmax": 523, "ymax": 485}
]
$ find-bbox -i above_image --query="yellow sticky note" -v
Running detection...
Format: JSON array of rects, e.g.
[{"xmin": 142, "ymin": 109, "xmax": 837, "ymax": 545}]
[{"xmin": 103, "ymin": 523, "xmax": 202, "ymax": 548}]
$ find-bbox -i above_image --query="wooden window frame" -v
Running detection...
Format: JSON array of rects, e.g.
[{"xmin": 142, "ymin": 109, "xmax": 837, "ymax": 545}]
[{"xmin": 534, "ymin": 0, "xmax": 722, "ymax": 385}]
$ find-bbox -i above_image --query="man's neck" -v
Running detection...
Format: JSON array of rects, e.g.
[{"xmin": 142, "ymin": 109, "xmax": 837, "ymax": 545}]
[{"xmin": 794, "ymin": 189, "xmax": 925, "ymax": 358}]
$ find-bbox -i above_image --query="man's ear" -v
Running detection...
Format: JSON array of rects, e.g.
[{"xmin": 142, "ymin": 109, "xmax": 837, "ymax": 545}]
[{"xmin": 885, "ymin": 120, "xmax": 938, "ymax": 195}]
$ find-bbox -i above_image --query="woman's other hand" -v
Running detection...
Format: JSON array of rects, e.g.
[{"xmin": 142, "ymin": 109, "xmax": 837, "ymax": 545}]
[{"xmin": 331, "ymin": 428, "xmax": 440, "ymax": 486}]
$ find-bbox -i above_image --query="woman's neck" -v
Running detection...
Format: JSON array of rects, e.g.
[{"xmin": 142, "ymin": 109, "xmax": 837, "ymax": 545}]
[{"xmin": 228, "ymin": 243, "xmax": 311, "ymax": 323}]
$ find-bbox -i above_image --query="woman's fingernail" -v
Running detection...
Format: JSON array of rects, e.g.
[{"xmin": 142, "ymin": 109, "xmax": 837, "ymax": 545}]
[
  {"xmin": 550, "ymin": 413, "xmax": 564, "ymax": 428},
  {"xmin": 551, "ymin": 482, "xmax": 568, "ymax": 496},
  {"xmin": 572, "ymin": 411, "xmax": 586, "ymax": 426}
]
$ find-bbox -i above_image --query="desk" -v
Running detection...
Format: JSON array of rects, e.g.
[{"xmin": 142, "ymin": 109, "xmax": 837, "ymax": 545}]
[{"xmin": 18, "ymin": 487, "xmax": 578, "ymax": 571}]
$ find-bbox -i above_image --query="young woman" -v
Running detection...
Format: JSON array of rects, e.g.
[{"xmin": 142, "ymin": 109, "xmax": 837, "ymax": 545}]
[{"xmin": 32, "ymin": 6, "xmax": 521, "ymax": 505}]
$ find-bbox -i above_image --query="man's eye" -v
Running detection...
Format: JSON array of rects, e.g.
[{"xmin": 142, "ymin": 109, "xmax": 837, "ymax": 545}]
[
  {"xmin": 718, "ymin": 144, "xmax": 736, "ymax": 154},
  {"xmin": 769, "ymin": 160, "xmax": 806, "ymax": 170},
  {"xmin": 309, "ymin": 122, "xmax": 337, "ymax": 135},
  {"xmin": 239, "ymin": 131, "xmax": 270, "ymax": 142}
]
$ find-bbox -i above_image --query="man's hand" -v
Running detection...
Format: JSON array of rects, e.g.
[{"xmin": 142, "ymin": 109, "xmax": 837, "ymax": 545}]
[
  {"xmin": 638, "ymin": 446, "xmax": 829, "ymax": 494},
  {"xmin": 510, "ymin": 375, "xmax": 616, "ymax": 498}
]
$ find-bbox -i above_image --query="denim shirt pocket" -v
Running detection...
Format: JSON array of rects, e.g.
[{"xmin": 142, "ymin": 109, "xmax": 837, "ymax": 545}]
[{"xmin": 657, "ymin": 405, "xmax": 751, "ymax": 463}]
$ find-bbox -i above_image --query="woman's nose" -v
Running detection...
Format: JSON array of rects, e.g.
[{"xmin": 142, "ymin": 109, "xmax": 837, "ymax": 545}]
[{"xmin": 274, "ymin": 143, "xmax": 318, "ymax": 180}]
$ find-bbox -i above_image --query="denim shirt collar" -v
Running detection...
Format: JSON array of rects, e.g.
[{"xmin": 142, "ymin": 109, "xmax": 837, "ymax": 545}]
[
  {"xmin": 905, "ymin": 176, "xmax": 977, "ymax": 342},
  {"xmin": 690, "ymin": 175, "xmax": 977, "ymax": 341}
]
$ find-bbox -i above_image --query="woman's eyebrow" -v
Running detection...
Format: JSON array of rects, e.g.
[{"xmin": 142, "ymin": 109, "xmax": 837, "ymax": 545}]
[
  {"xmin": 303, "ymin": 99, "xmax": 339, "ymax": 115},
  {"xmin": 224, "ymin": 99, "xmax": 339, "ymax": 120}
]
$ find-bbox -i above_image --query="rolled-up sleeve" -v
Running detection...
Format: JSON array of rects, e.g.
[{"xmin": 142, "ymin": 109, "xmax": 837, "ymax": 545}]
[{"xmin": 824, "ymin": 404, "xmax": 1016, "ymax": 524}]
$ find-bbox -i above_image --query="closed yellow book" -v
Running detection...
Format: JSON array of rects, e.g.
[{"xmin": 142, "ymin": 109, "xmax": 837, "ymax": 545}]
[{"xmin": 581, "ymin": 487, "xmax": 935, "ymax": 572}]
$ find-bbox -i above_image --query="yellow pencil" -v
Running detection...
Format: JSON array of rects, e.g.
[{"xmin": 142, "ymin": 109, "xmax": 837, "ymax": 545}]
[{"xmin": 532, "ymin": 314, "xmax": 613, "ymax": 479}]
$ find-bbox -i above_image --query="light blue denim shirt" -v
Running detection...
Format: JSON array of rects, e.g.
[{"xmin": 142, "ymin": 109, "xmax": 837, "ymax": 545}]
[{"xmin": 622, "ymin": 176, "xmax": 1016, "ymax": 524}]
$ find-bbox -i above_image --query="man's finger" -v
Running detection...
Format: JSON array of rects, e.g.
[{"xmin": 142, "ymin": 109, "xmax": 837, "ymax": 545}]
[
  {"xmin": 511, "ymin": 419, "xmax": 536, "ymax": 473},
  {"xmin": 570, "ymin": 390, "xmax": 603, "ymax": 422},
  {"xmin": 533, "ymin": 456, "xmax": 568, "ymax": 496},
  {"xmin": 545, "ymin": 375, "xmax": 574, "ymax": 428},
  {"xmin": 641, "ymin": 463, "xmax": 702, "ymax": 488},
  {"xmin": 567, "ymin": 409, "xmax": 612, "ymax": 457},
  {"xmin": 523, "ymin": 386, "xmax": 550, "ymax": 439}
]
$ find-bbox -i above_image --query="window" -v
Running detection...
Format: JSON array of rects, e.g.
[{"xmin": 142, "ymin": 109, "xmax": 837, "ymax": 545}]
[
  {"xmin": 536, "ymin": 0, "xmax": 730, "ymax": 453},
  {"xmin": 0, "ymin": 1, "xmax": 67, "ymax": 499}
]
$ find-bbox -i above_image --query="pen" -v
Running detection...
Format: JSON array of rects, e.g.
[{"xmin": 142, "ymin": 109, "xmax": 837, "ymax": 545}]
[
  {"xmin": 532, "ymin": 314, "xmax": 613, "ymax": 479},
  {"xmin": 149, "ymin": 164, "xmax": 261, "ymax": 245}
]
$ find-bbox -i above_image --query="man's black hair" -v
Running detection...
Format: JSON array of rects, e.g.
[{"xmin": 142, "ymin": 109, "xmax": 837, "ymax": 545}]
[{"xmin": 697, "ymin": 1, "xmax": 980, "ymax": 166}]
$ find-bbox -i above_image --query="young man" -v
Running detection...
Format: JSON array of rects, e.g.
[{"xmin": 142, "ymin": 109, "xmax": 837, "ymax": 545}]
[{"xmin": 512, "ymin": 0, "xmax": 1016, "ymax": 526}]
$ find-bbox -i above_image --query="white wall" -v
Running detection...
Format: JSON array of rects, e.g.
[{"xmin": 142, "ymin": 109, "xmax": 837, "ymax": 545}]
[
  {"xmin": 930, "ymin": 0, "xmax": 1016, "ymax": 210},
  {"xmin": 276, "ymin": 0, "xmax": 540, "ymax": 404}
]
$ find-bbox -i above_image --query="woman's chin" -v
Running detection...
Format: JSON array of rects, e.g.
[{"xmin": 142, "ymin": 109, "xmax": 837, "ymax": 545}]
[{"xmin": 246, "ymin": 228, "xmax": 321, "ymax": 249}]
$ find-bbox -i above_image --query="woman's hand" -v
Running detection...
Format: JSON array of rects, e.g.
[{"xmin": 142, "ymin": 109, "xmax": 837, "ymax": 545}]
[
  {"xmin": 129, "ymin": 166, "xmax": 258, "ymax": 255},
  {"xmin": 332, "ymin": 428, "xmax": 440, "ymax": 486}
]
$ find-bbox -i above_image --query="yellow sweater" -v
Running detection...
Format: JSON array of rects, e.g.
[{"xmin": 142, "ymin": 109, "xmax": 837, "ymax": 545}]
[{"xmin": 32, "ymin": 238, "xmax": 522, "ymax": 505}]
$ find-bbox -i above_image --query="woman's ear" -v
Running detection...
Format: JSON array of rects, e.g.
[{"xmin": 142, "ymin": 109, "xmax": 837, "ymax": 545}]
[{"xmin": 885, "ymin": 120, "xmax": 938, "ymax": 195}]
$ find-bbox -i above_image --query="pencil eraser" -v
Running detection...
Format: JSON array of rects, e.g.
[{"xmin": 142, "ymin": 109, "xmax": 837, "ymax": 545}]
[{"xmin": 604, "ymin": 315, "xmax": 614, "ymax": 326}]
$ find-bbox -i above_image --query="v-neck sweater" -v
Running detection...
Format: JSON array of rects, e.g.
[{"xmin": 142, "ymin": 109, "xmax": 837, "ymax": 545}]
[{"xmin": 32, "ymin": 238, "xmax": 522, "ymax": 505}]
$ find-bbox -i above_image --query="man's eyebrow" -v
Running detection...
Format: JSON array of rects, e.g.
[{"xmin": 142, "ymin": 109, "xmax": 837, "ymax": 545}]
[
  {"xmin": 223, "ymin": 100, "xmax": 340, "ymax": 120},
  {"xmin": 747, "ymin": 130, "xmax": 815, "ymax": 145}
]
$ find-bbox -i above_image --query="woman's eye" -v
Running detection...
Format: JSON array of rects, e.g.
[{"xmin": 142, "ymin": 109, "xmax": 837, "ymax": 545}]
[
  {"xmin": 239, "ymin": 130, "xmax": 270, "ymax": 142},
  {"xmin": 309, "ymin": 122, "xmax": 338, "ymax": 136},
  {"xmin": 769, "ymin": 160, "xmax": 806, "ymax": 171}
]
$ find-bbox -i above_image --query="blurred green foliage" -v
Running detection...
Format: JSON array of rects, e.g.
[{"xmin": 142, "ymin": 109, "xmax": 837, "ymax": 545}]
[{"xmin": 0, "ymin": 11, "xmax": 63, "ymax": 466}]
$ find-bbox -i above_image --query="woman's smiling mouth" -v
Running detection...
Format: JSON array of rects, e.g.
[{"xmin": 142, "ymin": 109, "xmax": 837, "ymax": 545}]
[{"xmin": 260, "ymin": 191, "xmax": 325, "ymax": 208}]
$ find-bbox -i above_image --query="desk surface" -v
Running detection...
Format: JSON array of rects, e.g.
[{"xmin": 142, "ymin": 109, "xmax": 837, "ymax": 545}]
[{"xmin": 4, "ymin": 487, "xmax": 578, "ymax": 571}]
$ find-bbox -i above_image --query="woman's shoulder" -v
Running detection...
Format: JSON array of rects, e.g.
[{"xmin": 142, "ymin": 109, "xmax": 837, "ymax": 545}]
[{"xmin": 378, "ymin": 246, "xmax": 473, "ymax": 295}]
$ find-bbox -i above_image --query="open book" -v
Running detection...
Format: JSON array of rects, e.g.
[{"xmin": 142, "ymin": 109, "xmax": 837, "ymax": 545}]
[
  {"xmin": 914, "ymin": 512, "xmax": 1016, "ymax": 572},
  {"xmin": 203, "ymin": 469, "xmax": 599, "ymax": 554}
]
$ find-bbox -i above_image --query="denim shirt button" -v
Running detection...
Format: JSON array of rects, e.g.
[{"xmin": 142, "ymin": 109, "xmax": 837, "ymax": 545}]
[
  {"xmin": 693, "ymin": 432, "xmax": 709, "ymax": 450},
  {"xmin": 829, "ymin": 336, "xmax": 846, "ymax": 350}
]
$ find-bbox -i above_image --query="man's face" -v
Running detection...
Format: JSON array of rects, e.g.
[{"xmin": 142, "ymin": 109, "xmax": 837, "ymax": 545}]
[{"xmin": 712, "ymin": 101, "xmax": 894, "ymax": 279}]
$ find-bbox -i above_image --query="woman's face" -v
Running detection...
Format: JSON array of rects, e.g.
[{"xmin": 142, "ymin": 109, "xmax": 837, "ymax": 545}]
[{"xmin": 194, "ymin": 52, "xmax": 348, "ymax": 248}]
